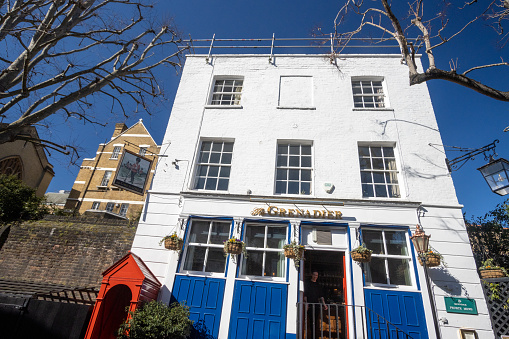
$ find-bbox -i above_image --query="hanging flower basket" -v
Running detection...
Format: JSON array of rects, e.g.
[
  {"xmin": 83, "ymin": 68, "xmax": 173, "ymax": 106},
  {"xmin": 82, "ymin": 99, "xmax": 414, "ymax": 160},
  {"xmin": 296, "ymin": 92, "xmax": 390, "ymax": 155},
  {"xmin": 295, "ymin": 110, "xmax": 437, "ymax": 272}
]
[
  {"xmin": 350, "ymin": 243, "xmax": 372, "ymax": 263},
  {"xmin": 480, "ymin": 269, "xmax": 506, "ymax": 279},
  {"xmin": 159, "ymin": 232, "xmax": 183, "ymax": 251},
  {"xmin": 283, "ymin": 241, "xmax": 305, "ymax": 268},
  {"xmin": 164, "ymin": 237, "xmax": 183, "ymax": 251},
  {"xmin": 224, "ymin": 239, "xmax": 244, "ymax": 255},
  {"xmin": 479, "ymin": 258, "xmax": 507, "ymax": 279},
  {"xmin": 418, "ymin": 252, "xmax": 441, "ymax": 267}
]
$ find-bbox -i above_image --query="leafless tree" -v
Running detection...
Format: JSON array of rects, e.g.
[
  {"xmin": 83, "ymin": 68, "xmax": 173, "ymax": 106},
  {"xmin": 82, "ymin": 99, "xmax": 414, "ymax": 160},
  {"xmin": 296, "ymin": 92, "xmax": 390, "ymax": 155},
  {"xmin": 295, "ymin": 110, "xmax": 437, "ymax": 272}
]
[
  {"xmin": 330, "ymin": 0, "xmax": 509, "ymax": 101},
  {"xmin": 0, "ymin": 0, "xmax": 188, "ymax": 149}
]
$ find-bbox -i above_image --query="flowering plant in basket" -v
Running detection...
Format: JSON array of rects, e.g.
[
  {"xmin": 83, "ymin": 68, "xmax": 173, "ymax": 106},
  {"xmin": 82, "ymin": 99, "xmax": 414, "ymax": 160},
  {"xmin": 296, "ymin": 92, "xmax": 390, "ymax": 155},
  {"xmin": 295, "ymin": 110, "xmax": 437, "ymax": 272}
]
[
  {"xmin": 283, "ymin": 241, "xmax": 305, "ymax": 267},
  {"xmin": 350, "ymin": 243, "xmax": 373, "ymax": 263},
  {"xmin": 159, "ymin": 232, "xmax": 183, "ymax": 251},
  {"xmin": 479, "ymin": 258, "xmax": 507, "ymax": 279},
  {"xmin": 223, "ymin": 238, "xmax": 246, "ymax": 255},
  {"xmin": 418, "ymin": 249, "xmax": 443, "ymax": 267}
]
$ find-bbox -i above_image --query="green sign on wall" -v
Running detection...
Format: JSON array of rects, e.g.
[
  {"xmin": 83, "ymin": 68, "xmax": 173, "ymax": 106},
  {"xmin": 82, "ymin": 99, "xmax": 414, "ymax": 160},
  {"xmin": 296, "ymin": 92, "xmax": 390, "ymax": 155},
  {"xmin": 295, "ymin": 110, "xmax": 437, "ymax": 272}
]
[{"xmin": 444, "ymin": 297, "xmax": 478, "ymax": 315}]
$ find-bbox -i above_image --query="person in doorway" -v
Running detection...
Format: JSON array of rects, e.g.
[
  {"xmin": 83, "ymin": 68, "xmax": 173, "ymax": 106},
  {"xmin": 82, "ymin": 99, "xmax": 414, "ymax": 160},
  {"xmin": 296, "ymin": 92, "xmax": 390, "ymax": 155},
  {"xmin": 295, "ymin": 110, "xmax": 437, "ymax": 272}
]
[{"xmin": 304, "ymin": 271, "xmax": 328, "ymax": 339}]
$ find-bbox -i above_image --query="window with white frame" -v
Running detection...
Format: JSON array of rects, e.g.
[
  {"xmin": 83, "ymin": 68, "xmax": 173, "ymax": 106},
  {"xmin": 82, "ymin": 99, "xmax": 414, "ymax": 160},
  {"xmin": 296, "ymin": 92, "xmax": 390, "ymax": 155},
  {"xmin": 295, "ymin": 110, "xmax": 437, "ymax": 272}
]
[
  {"xmin": 194, "ymin": 141, "xmax": 233, "ymax": 191},
  {"xmin": 182, "ymin": 220, "xmax": 230, "ymax": 274},
  {"xmin": 111, "ymin": 146, "xmax": 122, "ymax": 159},
  {"xmin": 91, "ymin": 201, "xmax": 100, "ymax": 210},
  {"xmin": 362, "ymin": 229, "xmax": 413, "ymax": 286},
  {"xmin": 119, "ymin": 203, "xmax": 129, "ymax": 216},
  {"xmin": 241, "ymin": 223, "xmax": 287, "ymax": 278},
  {"xmin": 352, "ymin": 79, "xmax": 385, "ymax": 108},
  {"xmin": 275, "ymin": 143, "xmax": 312, "ymax": 195},
  {"xmin": 139, "ymin": 147, "xmax": 147, "ymax": 157},
  {"xmin": 359, "ymin": 145, "xmax": 400, "ymax": 198},
  {"xmin": 105, "ymin": 202, "xmax": 114, "ymax": 212},
  {"xmin": 210, "ymin": 79, "xmax": 243, "ymax": 105},
  {"xmin": 100, "ymin": 171, "xmax": 112, "ymax": 186}
]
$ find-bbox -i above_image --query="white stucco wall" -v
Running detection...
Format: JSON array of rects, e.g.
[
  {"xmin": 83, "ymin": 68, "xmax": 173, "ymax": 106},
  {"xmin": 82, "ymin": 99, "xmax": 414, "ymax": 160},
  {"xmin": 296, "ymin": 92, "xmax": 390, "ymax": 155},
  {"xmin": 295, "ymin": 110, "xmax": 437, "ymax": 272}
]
[{"xmin": 131, "ymin": 55, "xmax": 494, "ymax": 339}]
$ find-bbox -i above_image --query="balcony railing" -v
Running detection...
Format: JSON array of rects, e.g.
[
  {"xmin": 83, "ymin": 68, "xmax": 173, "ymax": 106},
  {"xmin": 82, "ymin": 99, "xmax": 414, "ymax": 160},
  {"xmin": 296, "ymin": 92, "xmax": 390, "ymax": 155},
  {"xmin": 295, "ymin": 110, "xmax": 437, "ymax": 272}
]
[{"xmin": 297, "ymin": 302, "xmax": 415, "ymax": 339}]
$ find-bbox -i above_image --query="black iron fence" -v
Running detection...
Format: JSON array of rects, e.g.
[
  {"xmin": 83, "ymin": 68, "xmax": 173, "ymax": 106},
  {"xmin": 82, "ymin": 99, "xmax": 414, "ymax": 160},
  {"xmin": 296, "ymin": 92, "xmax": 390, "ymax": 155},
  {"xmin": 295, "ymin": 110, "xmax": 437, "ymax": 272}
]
[{"xmin": 297, "ymin": 302, "xmax": 415, "ymax": 339}]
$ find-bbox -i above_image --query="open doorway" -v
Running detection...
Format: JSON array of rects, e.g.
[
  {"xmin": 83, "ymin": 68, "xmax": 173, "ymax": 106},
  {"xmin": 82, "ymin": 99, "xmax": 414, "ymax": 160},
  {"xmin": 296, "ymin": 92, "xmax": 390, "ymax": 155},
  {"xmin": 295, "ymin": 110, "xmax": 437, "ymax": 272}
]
[{"xmin": 303, "ymin": 250, "xmax": 347, "ymax": 339}]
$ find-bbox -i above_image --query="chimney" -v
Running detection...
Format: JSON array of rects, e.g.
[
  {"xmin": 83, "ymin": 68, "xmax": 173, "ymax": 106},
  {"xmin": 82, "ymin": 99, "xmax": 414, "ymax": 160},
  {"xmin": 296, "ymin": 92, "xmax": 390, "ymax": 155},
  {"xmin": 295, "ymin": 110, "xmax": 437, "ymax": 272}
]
[{"xmin": 112, "ymin": 123, "xmax": 128, "ymax": 139}]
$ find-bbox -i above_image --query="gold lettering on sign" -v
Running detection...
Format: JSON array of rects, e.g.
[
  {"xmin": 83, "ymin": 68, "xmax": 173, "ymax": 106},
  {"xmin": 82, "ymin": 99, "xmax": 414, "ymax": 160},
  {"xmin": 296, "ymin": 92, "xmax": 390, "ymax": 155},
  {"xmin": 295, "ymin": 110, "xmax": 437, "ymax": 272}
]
[{"xmin": 250, "ymin": 206, "xmax": 343, "ymax": 219}]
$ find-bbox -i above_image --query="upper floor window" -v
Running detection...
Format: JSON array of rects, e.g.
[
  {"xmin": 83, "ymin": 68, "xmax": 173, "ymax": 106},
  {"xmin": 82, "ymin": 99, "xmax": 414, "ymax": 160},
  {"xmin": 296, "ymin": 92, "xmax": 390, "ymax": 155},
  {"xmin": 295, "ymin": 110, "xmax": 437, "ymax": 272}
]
[
  {"xmin": 139, "ymin": 147, "xmax": 147, "ymax": 157},
  {"xmin": 91, "ymin": 201, "xmax": 100, "ymax": 210},
  {"xmin": 362, "ymin": 229, "xmax": 413, "ymax": 286},
  {"xmin": 275, "ymin": 143, "xmax": 312, "ymax": 195},
  {"xmin": 359, "ymin": 145, "xmax": 400, "ymax": 198},
  {"xmin": 111, "ymin": 146, "xmax": 122, "ymax": 159},
  {"xmin": 105, "ymin": 202, "xmax": 114, "ymax": 212},
  {"xmin": 119, "ymin": 203, "xmax": 129, "ymax": 216},
  {"xmin": 194, "ymin": 141, "xmax": 233, "ymax": 191},
  {"xmin": 241, "ymin": 223, "xmax": 286, "ymax": 278},
  {"xmin": 352, "ymin": 79, "xmax": 385, "ymax": 108},
  {"xmin": 182, "ymin": 219, "xmax": 230, "ymax": 274},
  {"xmin": 100, "ymin": 171, "xmax": 112, "ymax": 187},
  {"xmin": 211, "ymin": 79, "xmax": 243, "ymax": 105}
]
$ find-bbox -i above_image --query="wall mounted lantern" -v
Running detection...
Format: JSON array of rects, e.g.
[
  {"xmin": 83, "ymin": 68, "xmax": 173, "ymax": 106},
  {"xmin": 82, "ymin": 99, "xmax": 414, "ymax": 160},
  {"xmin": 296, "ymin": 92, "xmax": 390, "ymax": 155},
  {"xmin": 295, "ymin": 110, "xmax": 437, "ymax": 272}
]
[{"xmin": 477, "ymin": 157, "xmax": 509, "ymax": 196}]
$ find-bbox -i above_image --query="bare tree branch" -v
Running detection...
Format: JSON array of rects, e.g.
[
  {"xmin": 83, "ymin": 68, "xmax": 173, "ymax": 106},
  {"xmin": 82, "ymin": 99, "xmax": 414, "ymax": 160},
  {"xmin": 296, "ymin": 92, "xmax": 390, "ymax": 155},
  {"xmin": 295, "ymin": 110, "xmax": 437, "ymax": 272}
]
[
  {"xmin": 331, "ymin": 0, "xmax": 509, "ymax": 101},
  {"xmin": 0, "ymin": 0, "xmax": 188, "ymax": 146}
]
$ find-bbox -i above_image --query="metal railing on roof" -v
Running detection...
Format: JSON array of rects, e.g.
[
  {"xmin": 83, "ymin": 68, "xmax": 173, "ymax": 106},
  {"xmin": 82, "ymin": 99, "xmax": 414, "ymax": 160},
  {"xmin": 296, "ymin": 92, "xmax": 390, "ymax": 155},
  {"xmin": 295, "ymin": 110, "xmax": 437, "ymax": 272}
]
[{"xmin": 183, "ymin": 33, "xmax": 414, "ymax": 63}]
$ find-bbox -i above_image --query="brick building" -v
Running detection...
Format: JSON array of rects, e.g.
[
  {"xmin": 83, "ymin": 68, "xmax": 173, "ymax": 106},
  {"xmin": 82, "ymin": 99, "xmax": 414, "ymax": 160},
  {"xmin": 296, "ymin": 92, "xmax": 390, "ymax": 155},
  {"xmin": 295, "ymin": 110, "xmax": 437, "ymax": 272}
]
[{"xmin": 65, "ymin": 119, "xmax": 159, "ymax": 219}]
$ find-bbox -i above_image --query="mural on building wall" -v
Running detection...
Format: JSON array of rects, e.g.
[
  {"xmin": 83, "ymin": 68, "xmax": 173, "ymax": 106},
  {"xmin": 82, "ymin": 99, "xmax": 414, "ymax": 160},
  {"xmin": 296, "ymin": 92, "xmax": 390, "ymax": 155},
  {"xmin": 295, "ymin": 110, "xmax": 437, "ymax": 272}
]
[{"xmin": 113, "ymin": 150, "xmax": 152, "ymax": 195}]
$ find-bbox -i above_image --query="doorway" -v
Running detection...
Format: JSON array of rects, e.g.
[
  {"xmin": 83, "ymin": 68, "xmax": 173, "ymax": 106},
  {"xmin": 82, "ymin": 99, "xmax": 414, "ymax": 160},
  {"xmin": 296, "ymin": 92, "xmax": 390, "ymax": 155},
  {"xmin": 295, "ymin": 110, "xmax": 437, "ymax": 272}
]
[{"xmin": 303, "ymin": 250, "xmax": 347, "ymax": 339}]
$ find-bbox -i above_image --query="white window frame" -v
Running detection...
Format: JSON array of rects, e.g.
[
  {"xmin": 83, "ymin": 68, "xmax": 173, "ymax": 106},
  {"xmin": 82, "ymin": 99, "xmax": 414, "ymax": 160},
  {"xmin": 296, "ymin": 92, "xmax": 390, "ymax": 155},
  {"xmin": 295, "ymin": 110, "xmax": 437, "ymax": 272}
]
[
  {"xmin": 239, "ymin": 223, "xmax": 287, "ymax": 281},
  {"xmin": 119, "ymin": 203, "xmax": 129, "ymax": 216},
  {"xmin": 362, "ymin": 228, "xmax": 416, "ymax": 289},
  {"xmin": 105, "ymin": 202, "xmax": 114, "ymax": 212},
  {"xmin": 351, "ymin": 77, "xmax": 389, "ymax": 109},
  {"xmin": 275, "ymin": 142, "xmax": 313, "ymax": 196},
  {"xmin": 193, "ymin": 140, "xmax": 234, "ymax": 191},
  {"xmin": 110, "ymin": 146, "xmax": 122, "ymax": 160},
  {"xmin": 91, "ymin": 201, "xmax": 100, "ymax": 210},
  {"xmin": 100, "ymin": 171, "xmax": 112, "ymax": 187},
  {"xmin": 359, "ymin": 144, "xmax": 401, "ymax": 198},
  {"xmin": 208, "ymin": 77, "xmax": 244, "ymax": 106},
  {"xmin": 181, "ymin": 219, "xmax": 231, "ymax": 277}
]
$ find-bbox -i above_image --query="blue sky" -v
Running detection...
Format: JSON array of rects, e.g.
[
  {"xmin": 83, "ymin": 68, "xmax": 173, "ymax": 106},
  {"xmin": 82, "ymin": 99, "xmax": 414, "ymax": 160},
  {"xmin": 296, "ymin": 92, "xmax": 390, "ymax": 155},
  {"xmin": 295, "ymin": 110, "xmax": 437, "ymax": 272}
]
[{"xmin": 45, "ymin": 0, "xmax": 509, "ymax": 219}]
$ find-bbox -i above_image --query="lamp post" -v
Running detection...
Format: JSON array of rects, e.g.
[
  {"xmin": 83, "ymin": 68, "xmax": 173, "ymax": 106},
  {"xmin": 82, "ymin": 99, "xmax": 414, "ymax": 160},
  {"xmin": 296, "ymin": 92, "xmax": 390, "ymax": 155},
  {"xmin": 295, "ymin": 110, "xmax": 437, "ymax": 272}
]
[{"xmin": 411, "ymin": 225, "xmax": 441, "ymax": 339}]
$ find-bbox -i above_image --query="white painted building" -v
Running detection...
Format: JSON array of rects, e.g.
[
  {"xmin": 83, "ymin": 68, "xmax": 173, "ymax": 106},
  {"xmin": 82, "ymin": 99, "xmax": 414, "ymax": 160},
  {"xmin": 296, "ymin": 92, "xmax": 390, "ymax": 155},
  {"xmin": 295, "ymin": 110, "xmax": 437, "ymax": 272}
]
[{"xmin": 131, "ymin": 54, "xmax": 494, "ymax": 339}]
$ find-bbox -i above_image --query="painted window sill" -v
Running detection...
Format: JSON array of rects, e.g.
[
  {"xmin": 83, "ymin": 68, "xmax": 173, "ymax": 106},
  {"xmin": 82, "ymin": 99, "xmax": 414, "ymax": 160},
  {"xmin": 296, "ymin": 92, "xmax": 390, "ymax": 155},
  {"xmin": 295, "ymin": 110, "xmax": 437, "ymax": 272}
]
[
  {"xmin": 205, "ymin": 105, "xmax": 243, "ymax": 109},
  {"xmin": 277, "ymin": 106, "xmax": 316, "ymax": 110},
  {"xmin": 352, "ymin": 107, "xmax": 394, "ymax": 111}
]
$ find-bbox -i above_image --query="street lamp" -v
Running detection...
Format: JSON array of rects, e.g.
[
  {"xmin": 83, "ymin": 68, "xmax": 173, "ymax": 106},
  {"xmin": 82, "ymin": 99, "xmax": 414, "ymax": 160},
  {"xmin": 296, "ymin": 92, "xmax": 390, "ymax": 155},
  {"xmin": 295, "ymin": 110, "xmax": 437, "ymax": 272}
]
[
  {"xmin": 411, "ymin": 225, "xmax": 441, "ymax": 339},
  {"xmin": 477, "ymin": 157, "xmax": 509, "ymax": 196}
]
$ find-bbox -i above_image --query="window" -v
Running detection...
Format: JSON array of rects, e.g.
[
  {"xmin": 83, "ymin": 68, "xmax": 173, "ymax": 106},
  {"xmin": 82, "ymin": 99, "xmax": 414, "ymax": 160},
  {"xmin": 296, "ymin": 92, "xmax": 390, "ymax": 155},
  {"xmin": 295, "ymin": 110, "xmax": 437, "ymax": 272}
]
[
  {"xmin": 183, "ymin": 220, "xmax": 230, "ymax": 274},
  {"xmin": 91, "ymin": 201, "xmax": 100, "ymax": 210},
  {"xmin": 194, "ymin": 141, "xmax": 233, "ymax": 191},
  {"xmin": 362, "ymin": 229, "xmax": 413, "ymax": 286},
  {"xmin": 111, "ymin": 146, "xmax": 122, "ymax": 159},
  {"xmin": 275, "ymin": 143, "xmax": 312, "ymax": 195},
  {"xmin": 210, "ymin": 79, "xmax": 243, "ymax": 105},
  {"xmin": 105, "ymin": 202, "xmax": 114, "ymax": 212},
  {"xmin": 139, "ymin": 147, "xmax": 147, "ymax": 157},
  {"xmin": 352, "ymin": 79, "xmax": 385, "ymax": 108},
  {"xmin": 359, "ymin": 145, "xmax": 400, "ymax": 198},
  {"xmin": 241, "ymin": 223, "xmax": 287, "ymax": 278},
  {"xmin": 119, "ymin": 203, "xmax": 129, "ymax": 216},
  {"xmin": 100, "ymin": 171, "xmax": 112, "ymax": 186}
]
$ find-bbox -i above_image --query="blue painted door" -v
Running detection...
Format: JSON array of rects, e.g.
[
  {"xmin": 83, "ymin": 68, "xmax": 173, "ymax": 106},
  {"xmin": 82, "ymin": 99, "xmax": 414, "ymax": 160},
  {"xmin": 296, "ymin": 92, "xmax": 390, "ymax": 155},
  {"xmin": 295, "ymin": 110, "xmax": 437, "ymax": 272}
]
[
  {"xmin": 364, "ymin": 289, "xmax": 428, "ymax": 339},
  {"xmin": 173, "ymin": 275, "xmax": 225, "ymax": 339},
  {"xmin": 229, "ymin": 281, "xmax": 288, "ymax": 339}
]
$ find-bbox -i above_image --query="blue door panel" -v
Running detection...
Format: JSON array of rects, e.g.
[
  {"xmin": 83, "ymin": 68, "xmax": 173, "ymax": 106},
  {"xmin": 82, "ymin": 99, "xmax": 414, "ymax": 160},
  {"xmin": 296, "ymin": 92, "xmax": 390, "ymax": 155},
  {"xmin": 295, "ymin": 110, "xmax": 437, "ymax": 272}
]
[
  {"xmin": 173, "ymin": 276, "xmax": 225, "ymax": 339},
  {"xmin": 229, "ymin": 281, "xmax": 287, "ymax": 339},
  {"xmin": 364, "ymin": 289, "xmax": 428, "ymax": 339}
]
